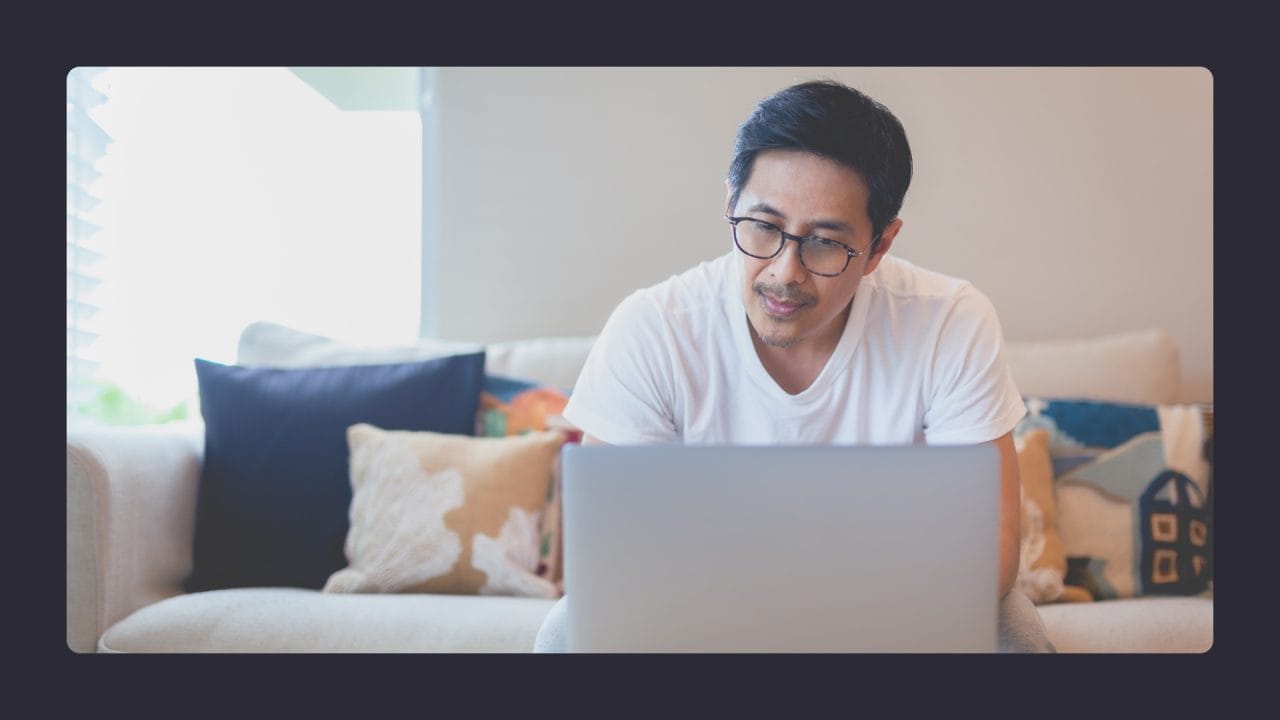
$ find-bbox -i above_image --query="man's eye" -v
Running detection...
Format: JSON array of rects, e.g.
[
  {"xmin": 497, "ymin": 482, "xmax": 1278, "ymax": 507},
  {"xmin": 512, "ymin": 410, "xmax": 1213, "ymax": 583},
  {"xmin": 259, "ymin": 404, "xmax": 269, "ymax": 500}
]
[
  {"xmin": 749, "ymin": 220, "xmax": 777, "ymax": 232},
  {"xmin": 810, "ymin": 237, "xmax": 844, "ymax": 250}
]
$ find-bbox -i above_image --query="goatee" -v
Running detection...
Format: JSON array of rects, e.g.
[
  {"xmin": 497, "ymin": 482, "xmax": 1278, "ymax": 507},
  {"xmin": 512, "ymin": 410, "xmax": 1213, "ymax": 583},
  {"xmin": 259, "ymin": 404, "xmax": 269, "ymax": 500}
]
[{"xmin": 755, "ymin": 329, "xmax": 799, "ymax": 349}]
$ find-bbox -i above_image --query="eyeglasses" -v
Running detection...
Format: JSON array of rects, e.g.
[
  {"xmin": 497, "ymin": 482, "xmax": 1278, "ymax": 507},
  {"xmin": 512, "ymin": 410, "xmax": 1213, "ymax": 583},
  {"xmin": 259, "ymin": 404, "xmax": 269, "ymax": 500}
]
[{"xmin": 726, "ymin": 216, "xmax": 873, "ymax": 277}]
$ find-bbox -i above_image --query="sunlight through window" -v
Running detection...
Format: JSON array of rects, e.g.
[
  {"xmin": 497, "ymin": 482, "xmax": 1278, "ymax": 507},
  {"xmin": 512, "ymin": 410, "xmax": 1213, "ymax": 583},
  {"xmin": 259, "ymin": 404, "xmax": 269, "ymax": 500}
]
[{"xmin": 67, "ymin": 67, "xmax": 422, "ymax": 428}]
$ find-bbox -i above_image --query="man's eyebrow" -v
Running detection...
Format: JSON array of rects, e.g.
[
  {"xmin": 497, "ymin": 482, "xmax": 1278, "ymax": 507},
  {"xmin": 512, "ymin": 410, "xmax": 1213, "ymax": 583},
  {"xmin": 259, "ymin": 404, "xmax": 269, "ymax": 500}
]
[{"xmin": 744, "ymin": 202, "xmax": 855, "ymax": 235}]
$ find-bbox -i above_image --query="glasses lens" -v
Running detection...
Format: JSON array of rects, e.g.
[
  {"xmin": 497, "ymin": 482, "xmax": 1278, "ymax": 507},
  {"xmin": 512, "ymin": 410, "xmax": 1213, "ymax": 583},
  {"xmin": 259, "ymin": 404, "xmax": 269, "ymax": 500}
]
[
  {"xmin": 800, "ymin": 239, "xmax": 850, "ymax": 276},
  {"xmin": 734, "ymin": 219, "xmax": 783, "ymax": 258}
]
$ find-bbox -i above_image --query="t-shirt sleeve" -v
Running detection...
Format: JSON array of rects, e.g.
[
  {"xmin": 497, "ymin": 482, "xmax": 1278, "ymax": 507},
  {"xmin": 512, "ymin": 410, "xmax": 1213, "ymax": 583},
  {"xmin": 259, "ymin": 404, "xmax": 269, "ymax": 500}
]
[
  {"xmin": 922, "ymin": 284, "xmax": 1026, "ymax": 445},
  {"xmin": 562, "ymin": 289, "xmax": 679, "ymax": 445}
]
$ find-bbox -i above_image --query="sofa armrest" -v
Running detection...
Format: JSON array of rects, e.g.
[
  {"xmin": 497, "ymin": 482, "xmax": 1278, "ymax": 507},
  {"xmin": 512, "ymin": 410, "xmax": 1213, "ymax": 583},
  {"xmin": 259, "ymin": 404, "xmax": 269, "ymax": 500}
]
[{"xmin": 67, "ymin": 422, "xmax": 204, "ymax": 653}]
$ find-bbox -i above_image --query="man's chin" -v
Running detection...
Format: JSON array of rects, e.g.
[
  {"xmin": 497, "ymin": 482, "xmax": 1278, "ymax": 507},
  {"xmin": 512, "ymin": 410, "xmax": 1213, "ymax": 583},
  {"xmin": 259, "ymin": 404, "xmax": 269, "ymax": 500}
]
[
  {"xmin": 750, "ymin": 317, "xmax": 801, "ymax": 349},
  {"xmin": 747, "ymin": 312, "xmax": 793, "ymax": 348},
  {"xmin": 757, "ymin": 332, "xmax": 800, "ymax": 349}
]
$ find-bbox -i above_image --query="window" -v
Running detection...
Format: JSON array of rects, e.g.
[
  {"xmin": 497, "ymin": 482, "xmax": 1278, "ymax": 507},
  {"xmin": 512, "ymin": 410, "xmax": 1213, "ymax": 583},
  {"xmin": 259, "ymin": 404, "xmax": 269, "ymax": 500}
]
[
  {"xmin": 66, "ymin": 67, "xmax": 422, "ymax": 429},
  {"xmin": 67, "ymin": 67, "xmax": 111, "ymax": 423}
]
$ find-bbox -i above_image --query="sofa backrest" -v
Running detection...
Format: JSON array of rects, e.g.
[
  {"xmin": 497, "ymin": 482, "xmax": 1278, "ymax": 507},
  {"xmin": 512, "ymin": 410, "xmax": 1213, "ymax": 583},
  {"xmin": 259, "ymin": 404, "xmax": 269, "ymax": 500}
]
[
  {"xmin": 1005, "ymin": 328, "xmax": 1179, "ymax": 405},
  {"xmin": 237, "ymin": 321, "xmax": 596, "ymax": 392},
  {"xmin": 237, "ymin": 321, "xmax": 1180, "ymax": 405}
]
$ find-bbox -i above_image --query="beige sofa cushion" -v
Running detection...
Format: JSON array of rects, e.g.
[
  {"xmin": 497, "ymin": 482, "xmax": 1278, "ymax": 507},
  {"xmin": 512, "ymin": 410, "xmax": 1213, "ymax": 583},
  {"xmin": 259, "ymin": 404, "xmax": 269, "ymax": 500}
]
[
  {"xmin": 1036, "ymin": 595, "xmax": 1212, "ymax": 652},
  {"xmin": 1005, "ymin": 328, "xmax": 1180, "ymax": 405},
  {"xmin": 99, "ymin": 589, "xmax": 558, "ymax": 652},
  {"xmin": 236, "ymin": 321, "xmax": 482, "ymax": 368},
  {"xmin": 101, "ymin": 588, "xmax": 1209, "ymax": 653}
]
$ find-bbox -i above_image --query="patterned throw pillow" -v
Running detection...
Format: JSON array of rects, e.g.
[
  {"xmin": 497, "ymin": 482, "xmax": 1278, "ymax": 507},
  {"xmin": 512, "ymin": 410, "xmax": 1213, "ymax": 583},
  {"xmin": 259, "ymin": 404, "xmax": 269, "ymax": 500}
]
[
  {"xmin": 476, "ymin": 375, "xmax": 580, "ymax": 594},
  {"xmin": 477, "ymin": 375, "xmax": 574, "ymax": 438},
  {"xmin": 324, "ymin": 424, "xmax": 567, "ymax": 598},
  {"xmin": 1015, "ymin": 398, "xmax": 1214, "ymax": 600}
]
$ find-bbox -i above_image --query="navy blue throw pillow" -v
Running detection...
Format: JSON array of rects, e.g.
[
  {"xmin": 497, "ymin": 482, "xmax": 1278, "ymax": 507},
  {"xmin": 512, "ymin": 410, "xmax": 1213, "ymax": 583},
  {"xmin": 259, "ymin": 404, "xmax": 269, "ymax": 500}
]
[{"xmin": 186, "ymin": 352, "xmax": 486, "ymax": 592}]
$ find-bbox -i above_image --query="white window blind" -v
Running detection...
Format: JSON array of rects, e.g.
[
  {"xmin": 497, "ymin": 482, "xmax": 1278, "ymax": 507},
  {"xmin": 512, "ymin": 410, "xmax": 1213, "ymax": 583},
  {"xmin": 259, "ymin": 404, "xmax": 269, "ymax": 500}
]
[
  {"xmin": 66, "ymin": 67, "xmax": 110, "ymax": 422},
  {"xmin": 65, "ymin": 67, "xmax": 422, "ymax": 428}
]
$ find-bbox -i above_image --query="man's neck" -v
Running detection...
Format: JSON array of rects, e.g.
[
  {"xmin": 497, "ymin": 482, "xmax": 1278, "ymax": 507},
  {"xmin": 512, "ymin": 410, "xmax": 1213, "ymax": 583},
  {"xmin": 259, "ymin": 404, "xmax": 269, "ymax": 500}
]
[{"xmin": 750, "ymin": 303, "xmax": 851, "ymax": 395}]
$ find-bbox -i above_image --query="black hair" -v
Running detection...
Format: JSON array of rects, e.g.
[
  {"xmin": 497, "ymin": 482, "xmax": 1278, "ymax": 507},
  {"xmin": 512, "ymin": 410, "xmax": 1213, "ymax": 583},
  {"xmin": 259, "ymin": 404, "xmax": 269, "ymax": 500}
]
[{"xmin": 726, "ymin": 80, "xmax": 913, "ymax": 246}]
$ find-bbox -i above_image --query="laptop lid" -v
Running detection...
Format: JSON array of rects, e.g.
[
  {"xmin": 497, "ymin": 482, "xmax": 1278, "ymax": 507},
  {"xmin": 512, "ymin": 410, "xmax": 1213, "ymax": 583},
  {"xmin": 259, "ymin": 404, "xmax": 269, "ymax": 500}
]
[{"xmin": 561, "ymin": 444, "xmax": 1001, "ymax": 652}]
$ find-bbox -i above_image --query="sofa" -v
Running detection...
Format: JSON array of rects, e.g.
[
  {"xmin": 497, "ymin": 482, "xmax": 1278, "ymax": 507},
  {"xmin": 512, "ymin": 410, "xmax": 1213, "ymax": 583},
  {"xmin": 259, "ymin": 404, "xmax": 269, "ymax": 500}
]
[{"xmin": 66, "ymin": 323, "xmax": 1213, "ymax": 653}]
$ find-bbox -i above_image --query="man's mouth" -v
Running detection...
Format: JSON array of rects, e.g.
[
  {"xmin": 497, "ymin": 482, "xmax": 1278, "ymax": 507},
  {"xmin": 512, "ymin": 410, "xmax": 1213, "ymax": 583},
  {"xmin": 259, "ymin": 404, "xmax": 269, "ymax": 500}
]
[{"xmin": 759, "ymin": 291, "xmax": 808, "ymax": 319}]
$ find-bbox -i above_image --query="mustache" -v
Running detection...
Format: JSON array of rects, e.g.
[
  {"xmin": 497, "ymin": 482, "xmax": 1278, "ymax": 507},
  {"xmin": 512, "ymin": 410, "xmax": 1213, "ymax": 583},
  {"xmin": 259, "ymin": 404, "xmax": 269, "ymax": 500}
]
[{"xmin": 753, "ymin": 282, "xmax": 815, "ymax": 306}]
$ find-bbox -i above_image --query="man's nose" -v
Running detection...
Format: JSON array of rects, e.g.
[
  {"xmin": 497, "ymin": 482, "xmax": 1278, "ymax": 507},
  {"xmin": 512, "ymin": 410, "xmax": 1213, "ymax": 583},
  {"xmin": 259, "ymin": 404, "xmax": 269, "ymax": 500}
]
[{"xmin": 768, "ymin": 237, "xmax": 809, "ymax": 285}]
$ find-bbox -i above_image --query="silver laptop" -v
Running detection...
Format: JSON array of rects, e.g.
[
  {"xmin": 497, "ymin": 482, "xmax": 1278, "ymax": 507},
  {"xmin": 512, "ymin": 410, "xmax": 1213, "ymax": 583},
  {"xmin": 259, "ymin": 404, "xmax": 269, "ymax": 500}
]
[{"xmin": 561, "ymin": 444, "xmax": 1001, "ymax": 652}]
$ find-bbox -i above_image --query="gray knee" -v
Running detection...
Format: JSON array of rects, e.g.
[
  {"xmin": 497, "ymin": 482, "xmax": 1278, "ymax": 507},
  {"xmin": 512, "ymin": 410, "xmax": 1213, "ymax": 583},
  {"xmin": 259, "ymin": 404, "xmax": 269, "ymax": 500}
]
[
  {"xmin": 536, "ymin": 591, "xmax": 1056, "ymax": 652},
  {"xmin": 998, "ymin": 588, "xmax": 1057, "ymax": 653},
  {"xmin": 533, "ymin": 595, "xmax": 569, "ymax": 653}
]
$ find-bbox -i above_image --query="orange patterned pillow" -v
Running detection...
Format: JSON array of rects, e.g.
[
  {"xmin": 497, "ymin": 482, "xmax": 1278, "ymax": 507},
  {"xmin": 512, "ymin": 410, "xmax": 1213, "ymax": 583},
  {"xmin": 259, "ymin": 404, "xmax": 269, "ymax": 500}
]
[
  {"xmin": 1015, "ymin": 429, "xmax": 1090, "ymax": 603},
  {"xmin": 324, "ymin": 424, "xmax": 566, "ymax": 597},
  {"xmin": 476, "ymin": 375, "xmax": 579, "ymax": 593}
]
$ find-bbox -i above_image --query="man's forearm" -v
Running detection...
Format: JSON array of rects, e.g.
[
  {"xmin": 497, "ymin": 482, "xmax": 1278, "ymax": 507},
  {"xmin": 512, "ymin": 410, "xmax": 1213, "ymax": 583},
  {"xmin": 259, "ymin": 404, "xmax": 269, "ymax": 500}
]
[
  {"xmin": 995, "ymin": 432, "xmax": 1021, "ymax": 599},
  {"xmin": 999, "ymin": 531, "xmax": 1018, "ymax": 598}
]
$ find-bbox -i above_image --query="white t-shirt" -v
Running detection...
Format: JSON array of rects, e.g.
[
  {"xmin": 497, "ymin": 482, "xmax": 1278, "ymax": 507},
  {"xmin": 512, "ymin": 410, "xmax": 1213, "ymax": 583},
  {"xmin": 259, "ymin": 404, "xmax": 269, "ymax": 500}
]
[{"xmin": 563, "ymin": 250, "xmax": 1026, "ymax": 446}]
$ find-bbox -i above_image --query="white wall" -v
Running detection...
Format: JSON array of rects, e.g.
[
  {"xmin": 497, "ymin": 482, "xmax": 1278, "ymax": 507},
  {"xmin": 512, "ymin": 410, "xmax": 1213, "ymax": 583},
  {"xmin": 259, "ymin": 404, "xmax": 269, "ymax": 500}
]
[{"xmin": 431, "ymin": 67, "xmax": 1212, "ymax": 403}]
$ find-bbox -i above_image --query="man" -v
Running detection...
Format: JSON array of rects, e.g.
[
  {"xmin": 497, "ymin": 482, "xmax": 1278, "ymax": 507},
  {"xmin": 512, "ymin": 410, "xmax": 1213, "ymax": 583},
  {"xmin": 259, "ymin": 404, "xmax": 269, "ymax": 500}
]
[{"xmin": 535, "ymin": 79, "xmax": 1055, "ymax": 652}]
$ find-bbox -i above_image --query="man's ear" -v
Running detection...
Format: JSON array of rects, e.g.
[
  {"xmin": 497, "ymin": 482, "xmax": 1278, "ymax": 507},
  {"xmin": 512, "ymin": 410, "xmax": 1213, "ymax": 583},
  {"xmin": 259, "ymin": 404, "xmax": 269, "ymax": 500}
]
[
  {"xmin": 862, "ymin": 217, "xmax": 902, "ymax": 276},
  {"xmin": 724, "ymin": 185, "xmax": 735, "ymax": 217}
]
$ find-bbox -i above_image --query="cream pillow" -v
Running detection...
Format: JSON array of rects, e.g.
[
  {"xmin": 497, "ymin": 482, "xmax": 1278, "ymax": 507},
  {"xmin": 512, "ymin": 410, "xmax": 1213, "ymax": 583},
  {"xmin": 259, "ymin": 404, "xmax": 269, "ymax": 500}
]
[
  {"xmin": 236, "ymin": 320, "xmax": 596, "ymax": 392},
  {"xmin": 323, "ymin": 423, "xmax": 566, "ymax": 598}
]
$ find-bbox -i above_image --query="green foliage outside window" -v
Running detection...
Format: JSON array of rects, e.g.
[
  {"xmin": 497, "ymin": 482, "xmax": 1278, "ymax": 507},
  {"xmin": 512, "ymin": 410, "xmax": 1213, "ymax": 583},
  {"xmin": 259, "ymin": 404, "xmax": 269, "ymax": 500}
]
[{"xmin": 72, "ymin": 379, "xmax": 192, "ymax": 426}]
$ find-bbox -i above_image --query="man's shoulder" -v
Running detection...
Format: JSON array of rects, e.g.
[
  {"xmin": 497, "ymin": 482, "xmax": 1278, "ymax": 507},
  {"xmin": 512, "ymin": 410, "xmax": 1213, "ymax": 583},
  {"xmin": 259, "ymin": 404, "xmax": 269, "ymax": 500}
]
[
  {"xmin": 866, "ymin": 254, "xmax": 976, "ymax": 302},
  {"xmin": 866, "ymin": 255, "xmax": 1006, "ymax": 350},
  {"xmin": 632, "ymin": 250, "xmax": 737, "ymax": 317}
]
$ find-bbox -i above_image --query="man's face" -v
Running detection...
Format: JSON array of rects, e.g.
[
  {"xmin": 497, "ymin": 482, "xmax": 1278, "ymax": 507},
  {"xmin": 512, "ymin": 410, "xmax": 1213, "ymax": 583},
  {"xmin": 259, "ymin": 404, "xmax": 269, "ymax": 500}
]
[{"xmin": 730, "ymin": 149, "xmax": 897, "ymax": 353}]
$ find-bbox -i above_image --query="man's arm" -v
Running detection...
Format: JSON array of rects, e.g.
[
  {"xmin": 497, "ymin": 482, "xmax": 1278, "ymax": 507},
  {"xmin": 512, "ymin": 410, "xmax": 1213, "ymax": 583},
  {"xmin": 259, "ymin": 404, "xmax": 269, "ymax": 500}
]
[
  {"xmin": 560, "ymin": 290, "xmax": 679, "ymax": 445},
  {"xmin": 920, "ymin": 284, "xmax": 1025, "ymax": 597},
  {"xmin": 991, "ymin": 431, "xmax": 1021, "ymax": 598}
]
